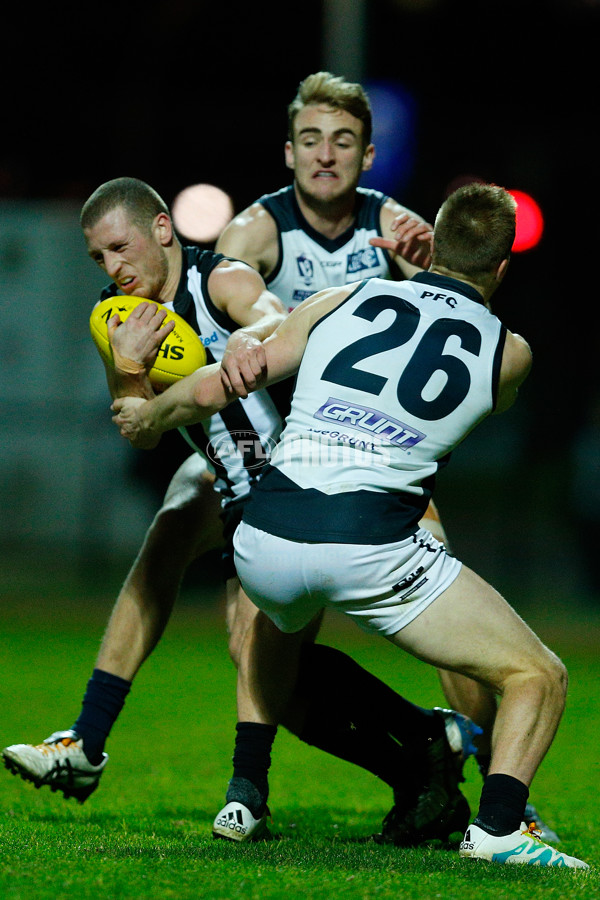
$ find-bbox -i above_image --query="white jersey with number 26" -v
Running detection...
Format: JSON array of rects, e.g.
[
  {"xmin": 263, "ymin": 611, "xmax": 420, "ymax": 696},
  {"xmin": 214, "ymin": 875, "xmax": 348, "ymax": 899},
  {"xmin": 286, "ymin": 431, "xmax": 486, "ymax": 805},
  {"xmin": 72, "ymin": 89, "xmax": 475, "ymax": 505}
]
[{"xmin": 243, "ymin": 272, "xmax": 506, "ymax": 544}]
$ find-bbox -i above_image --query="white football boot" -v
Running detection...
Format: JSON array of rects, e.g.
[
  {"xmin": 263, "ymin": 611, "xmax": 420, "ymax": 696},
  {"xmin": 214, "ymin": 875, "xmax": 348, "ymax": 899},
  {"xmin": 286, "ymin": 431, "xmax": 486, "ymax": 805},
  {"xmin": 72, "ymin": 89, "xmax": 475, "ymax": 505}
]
[
  {"xmin": 459, "ymin": 823, "xmax": 588, "ymax": 868},
  {"xmin": 3, "ymin": 730, "xmax": 107, "ymax": 803},
  {"xmin": 212, "ymin": 800, "xmax": 270, "ymax": 842}
]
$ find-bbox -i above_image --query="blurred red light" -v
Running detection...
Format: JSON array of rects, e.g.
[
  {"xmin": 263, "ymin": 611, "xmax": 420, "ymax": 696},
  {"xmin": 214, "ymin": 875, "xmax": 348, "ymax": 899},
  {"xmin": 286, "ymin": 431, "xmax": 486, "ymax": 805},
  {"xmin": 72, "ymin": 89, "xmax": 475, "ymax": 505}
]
[{"xmin": 509, "ymin": 190, "xmax": 544, "ymax": 253}]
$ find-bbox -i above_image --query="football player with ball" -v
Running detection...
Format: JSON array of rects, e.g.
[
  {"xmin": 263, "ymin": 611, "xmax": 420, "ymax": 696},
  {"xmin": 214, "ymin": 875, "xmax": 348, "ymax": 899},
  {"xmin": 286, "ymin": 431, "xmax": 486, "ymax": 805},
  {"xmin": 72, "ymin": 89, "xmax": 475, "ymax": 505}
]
[
  {"xmin": 112, "ymin": 182, "xmax": 588, "ymax": 869},
  {"xmin": 3, "ymin": 71, "xmax": 556, "ymax": 846}
]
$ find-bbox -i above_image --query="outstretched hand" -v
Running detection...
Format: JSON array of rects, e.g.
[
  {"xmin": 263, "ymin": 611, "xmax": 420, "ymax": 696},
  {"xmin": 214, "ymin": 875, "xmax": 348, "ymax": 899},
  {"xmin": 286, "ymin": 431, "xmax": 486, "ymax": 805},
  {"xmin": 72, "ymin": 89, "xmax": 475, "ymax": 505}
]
[{"xmin": 370, "ymin": 212, "xmax": 433, "ymax": 269}]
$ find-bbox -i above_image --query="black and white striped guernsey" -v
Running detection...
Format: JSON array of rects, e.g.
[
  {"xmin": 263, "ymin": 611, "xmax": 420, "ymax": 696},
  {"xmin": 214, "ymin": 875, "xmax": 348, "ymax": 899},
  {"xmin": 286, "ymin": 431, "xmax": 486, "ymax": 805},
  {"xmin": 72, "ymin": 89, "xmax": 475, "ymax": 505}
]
[{"xmin": 99, "ymin": 247, "xmax": 286, "ymax": 507}]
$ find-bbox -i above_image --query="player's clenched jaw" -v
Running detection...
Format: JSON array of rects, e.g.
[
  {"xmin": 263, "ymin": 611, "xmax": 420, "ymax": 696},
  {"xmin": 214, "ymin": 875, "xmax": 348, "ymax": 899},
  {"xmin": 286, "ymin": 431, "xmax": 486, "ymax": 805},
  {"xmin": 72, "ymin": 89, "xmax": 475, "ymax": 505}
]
[
  {"xmin": 285, "ymin": 104, "xmax": 375, "ymax": 211},
  {"xmin": 84, "ymin": 207, "xmax": 170, "ymax": 301}
]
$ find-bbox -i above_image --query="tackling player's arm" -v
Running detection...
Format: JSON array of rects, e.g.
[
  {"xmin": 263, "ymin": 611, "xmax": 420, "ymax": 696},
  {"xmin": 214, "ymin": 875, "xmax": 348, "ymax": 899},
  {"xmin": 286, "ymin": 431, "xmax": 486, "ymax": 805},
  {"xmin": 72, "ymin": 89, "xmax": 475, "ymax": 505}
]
[
  {"xmin": 494, "ymin": 331, "xmax": 532, "ymax": 414},
  {"xmin": 208, "ymin": 259, "xmax": 287, "ymax": 397},
  {"xmin": 370, "ymin": 199, "xmax": 434, "ymax": 278},
  {"xmin": 111, "ymin": 283, "xmax": 356, "ymax": 448}
]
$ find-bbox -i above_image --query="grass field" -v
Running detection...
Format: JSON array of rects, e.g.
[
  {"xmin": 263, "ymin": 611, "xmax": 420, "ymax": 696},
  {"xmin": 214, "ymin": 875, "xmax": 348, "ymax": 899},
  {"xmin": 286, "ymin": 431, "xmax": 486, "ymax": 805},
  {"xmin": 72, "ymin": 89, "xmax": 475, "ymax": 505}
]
[{"xmin": 1, "ymin": 570, "xmax": 598, "ymax": 899}]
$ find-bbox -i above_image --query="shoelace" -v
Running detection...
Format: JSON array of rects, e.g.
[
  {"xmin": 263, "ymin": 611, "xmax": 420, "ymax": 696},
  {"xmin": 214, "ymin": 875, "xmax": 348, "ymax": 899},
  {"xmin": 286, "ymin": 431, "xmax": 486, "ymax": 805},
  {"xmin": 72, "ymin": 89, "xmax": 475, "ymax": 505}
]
[
  {"xmin": 37, "ymin": 738, "xmax": 78, "ymax": 757},
  {"xmin": 522, "ymin": 821, "xmax": 543, "ymax": 840}
]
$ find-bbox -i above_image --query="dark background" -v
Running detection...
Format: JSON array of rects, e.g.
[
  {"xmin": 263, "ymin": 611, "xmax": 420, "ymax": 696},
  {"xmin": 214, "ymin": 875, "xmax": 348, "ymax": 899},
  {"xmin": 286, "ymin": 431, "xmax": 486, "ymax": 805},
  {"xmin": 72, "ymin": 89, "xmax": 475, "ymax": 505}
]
[
  {"xmin": 3, "ymin": 0, "xmax": 599, "ymax": 600},
  {"xmin": 6, "ymin": 0, "xmax": 598, "ymax": 425}
]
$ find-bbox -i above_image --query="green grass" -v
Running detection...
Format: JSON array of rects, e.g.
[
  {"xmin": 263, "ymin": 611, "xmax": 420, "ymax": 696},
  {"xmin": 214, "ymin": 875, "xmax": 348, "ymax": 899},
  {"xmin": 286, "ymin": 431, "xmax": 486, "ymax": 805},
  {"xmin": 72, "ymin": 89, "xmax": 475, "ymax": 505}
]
[{"xmin": 1, "ymin": 577, "xmax": 598, "ymax": 899}]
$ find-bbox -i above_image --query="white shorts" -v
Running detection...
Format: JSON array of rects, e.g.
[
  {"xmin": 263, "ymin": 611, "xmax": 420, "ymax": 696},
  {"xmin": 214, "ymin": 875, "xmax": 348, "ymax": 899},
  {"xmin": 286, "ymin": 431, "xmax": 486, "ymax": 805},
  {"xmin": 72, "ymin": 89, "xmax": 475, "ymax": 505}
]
[{"xmin": 233, "ymin": 523, "xmax": 462, "ymax": 636}]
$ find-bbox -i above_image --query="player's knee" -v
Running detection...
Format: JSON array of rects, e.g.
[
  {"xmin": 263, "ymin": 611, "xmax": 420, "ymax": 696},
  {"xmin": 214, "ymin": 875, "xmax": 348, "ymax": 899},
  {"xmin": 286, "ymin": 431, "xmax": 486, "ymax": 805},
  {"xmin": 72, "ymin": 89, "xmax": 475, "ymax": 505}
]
[
  {"xmin": 537, "ymin": 656, "xmax": 568, "ymax": 721},
  {"xmin": 140, "ymin": 509, "xmax": 195, "ymax": 566},
  {"xmin": 542, "ymin": 650, "xmax": 568, "ymax": 704},
  {"xmin": 227, "ymin": 628, "xmax": 243, "ymax": 668},
  {"xmin": 226, "ymin": 589, "xmax": 259, "ymax": 669},
  {"xmin": 506, "ymin": 647, "xmax": 568, "ymax": 714},
  {"xmin": 149, "ymin": 486, "xmax": 222, "ymax": 553},
  {"xmin": 529, "ymin": 644, "xmax": 567, "ymax": 691}
]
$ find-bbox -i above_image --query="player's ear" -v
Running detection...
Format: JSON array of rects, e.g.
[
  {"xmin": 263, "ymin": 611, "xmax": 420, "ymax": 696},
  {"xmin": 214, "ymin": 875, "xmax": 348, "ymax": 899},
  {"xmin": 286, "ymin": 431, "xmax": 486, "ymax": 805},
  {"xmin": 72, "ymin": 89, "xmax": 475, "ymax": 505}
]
[
  {"xmin": 496, "ymin": 256, "xmax": 510, "ymax": 282},
  {"xmin": 284, "ymin": 140, "xmax": 295, "ymax": 171},
  {"xmin": 154, "ymin": 212, "xmax": 173, "ymax": 246},
  {"xmin": 361, "ymin": 143, "xmax": 375, "ymax": 172}
]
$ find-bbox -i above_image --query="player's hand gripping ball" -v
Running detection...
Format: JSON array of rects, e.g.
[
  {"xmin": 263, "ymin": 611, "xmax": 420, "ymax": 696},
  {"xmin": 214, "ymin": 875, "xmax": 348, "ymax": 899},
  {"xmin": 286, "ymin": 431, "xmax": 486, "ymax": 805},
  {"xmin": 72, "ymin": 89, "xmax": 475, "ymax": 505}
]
[{"xmin": 89, "ymin": 296, "xmax": 206, "ymax": 386}]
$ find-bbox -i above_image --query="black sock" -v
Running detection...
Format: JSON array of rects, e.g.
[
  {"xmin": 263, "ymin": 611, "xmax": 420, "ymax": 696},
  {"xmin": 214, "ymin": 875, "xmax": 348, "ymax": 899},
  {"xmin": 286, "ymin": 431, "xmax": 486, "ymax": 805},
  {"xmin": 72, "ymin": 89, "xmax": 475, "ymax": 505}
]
[
  {"xmin": 473, "ymin": 773, "xmax": 529, "ymax": 836},
  {"xmin": 227, "ymin": 722, "xmax": 277, "ymax": 817},
  {"xmin": 71, "ymin": 668, "xmax": 131, "ymax": 765},
  {"xmin": 293, "ymin": 644, "xmax": 443, "ymax": 790}
]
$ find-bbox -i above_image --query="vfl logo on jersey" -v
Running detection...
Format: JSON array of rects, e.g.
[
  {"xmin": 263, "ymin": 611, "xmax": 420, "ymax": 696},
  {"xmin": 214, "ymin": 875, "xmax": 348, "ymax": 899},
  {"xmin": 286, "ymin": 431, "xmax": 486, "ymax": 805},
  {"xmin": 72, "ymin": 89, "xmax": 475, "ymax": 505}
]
[
  {"xmin": 347, "ymin": 247, "xmax": 379, "ymax": 274},
  {"xmin": 314, "ymin": 397, "xmax": 426, "ymax": 448},
  {"xmin": 296, "ymin": 254, "xmax": 314, "ymax": 285}
]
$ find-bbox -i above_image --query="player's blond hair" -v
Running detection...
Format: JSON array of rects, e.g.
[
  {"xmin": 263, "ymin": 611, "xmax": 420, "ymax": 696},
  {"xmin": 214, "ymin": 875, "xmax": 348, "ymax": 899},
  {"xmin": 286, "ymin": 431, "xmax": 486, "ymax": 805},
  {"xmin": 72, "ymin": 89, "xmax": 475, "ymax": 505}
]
[
  {"xmin": 80, "ymin": 177, "xmax": 170, "ymax": 234},
  {"xmin": 432, "ymin": 183, "xmax": 516, "ymax": 277},
  {"xmin": 287, "ymin": 72, "xmax": 373, "ymax": 146}
]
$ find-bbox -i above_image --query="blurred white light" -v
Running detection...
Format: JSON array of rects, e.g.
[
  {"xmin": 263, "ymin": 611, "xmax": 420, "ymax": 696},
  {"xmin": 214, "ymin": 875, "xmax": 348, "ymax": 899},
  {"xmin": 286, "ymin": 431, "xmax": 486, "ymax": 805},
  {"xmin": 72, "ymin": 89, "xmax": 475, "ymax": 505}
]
[{"xmin": 172, "ymin": 183, "xmax": 234, "ymax": 243}]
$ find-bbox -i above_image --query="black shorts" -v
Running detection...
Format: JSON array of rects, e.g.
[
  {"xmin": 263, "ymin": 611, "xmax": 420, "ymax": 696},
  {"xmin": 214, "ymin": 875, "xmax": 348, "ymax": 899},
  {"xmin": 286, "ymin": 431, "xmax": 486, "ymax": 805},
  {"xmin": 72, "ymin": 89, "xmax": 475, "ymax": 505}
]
[{"xmin": 219, "ymin": 496, "xmax": 248, "ymax": 582}]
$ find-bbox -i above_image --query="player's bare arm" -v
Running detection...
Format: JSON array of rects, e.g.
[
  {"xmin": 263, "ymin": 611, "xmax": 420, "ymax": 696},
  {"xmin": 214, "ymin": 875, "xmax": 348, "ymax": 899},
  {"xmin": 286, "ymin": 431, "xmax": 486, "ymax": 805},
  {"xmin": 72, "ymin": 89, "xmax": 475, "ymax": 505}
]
[
  {"xmin": 215, "ymin": 202, "xmax": 280, "ymax": 279},
  {"xmin": 253, "ymin": 283, "xmax": 355, "ymax": 383},
  {"xmin": 370, "ymin": 200, "xmax": 433, "ymax": 277},
  {"xmin": 494, "ymin": 331, "xmax": 532, "ymax": 413},
  {"xmin": 111, "ymin": 283, "xmax": 356, "ymax": 447},
  {"xmin": 209, "ymin": 260, "xmax": 287, "ymax": 397},
  {"xmin": 111, "ymin": 363, "xmax": 226, "ymax": 449}
]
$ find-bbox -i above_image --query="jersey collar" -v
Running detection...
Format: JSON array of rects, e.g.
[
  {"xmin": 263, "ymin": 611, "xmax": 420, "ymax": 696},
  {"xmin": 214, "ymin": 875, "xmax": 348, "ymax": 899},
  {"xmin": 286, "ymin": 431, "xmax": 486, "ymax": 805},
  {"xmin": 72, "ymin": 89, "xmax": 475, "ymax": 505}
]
[
  {"xmin": 411, "ymin": 271, "xmax": 484, "ymax": 305},
  {"xmin": 291, "ymin": 189, "xmax": 364, "ymax": 252}
]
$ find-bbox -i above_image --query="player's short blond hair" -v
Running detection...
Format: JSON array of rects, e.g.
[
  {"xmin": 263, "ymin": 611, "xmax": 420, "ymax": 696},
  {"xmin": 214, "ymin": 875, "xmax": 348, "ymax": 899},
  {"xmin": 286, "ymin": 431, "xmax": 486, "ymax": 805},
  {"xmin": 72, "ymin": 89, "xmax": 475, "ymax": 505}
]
[
  {"xmin": 287, "ymin": 72, "xmax": 373, "ymax": 146},
  {"xmin": 432, "ymin": 183, "xmax": 517, "ymax": 277},
  {"xmin": 80, "ymin": 177, "xmax": 170, "ymax": 234}
]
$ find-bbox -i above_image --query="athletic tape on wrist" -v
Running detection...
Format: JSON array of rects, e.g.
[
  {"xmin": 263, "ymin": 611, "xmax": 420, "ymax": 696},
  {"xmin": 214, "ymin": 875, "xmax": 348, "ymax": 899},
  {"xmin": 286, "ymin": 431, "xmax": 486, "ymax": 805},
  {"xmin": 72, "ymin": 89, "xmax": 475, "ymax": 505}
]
[{"xmin": 111, "ymin": 347, "xmax": 146, "ymax": 376}]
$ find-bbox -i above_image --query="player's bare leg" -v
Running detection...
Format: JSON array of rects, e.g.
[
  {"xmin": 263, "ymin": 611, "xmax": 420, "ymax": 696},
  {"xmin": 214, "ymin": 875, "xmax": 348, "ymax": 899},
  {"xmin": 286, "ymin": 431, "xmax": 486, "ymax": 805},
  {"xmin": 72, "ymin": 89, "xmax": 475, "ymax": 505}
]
[
  {"xmin": 226, "ymin": 583, "xmax": 322, "ymax": 735},
  {"xmin": 384, "ymin": 565, "xmax": 587, "ymax": 865},
  {"xmin": 436, "ymin": 669, "xmax": 495, "ymax": 757},
  {"xmin": 217, "ymin": 580, "xmax": 482, "ymax": 847},
  {"xmin": 225, "ymin": 579, "xmax": 260, "ymax": 669},
  {"xmin": 237, "ymin": 610, "xmax": 310, "ymax": 726},
  {"xmin": 389, "ymin": 565, "xmax": 567, "ymax": 786},
  {"xmin": 422, "ymin": 501, "xmax": 559, "ymax": 841},
  {"xmin": 2, "ymin": 454, "xmax": 223, "ymax": 799},
  {"xmin": 213, "ymin": 611, "xmax": 314, "ymax": 842},
  {"xmin": 421, "ymin": 499, "xmax": 496, "ymax": 756},
  {"xmin": 96, "ymin": 454, "xmax": 223, "ymax": 680}
]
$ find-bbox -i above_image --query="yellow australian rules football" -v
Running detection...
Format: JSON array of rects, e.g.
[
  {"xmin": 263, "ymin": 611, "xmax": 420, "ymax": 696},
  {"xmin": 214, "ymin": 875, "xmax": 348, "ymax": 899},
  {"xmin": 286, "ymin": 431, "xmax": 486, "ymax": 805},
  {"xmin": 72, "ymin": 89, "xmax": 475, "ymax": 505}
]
[{"xmin": 89, "ymin": 295, "xmax": 207, "ymax": 386}]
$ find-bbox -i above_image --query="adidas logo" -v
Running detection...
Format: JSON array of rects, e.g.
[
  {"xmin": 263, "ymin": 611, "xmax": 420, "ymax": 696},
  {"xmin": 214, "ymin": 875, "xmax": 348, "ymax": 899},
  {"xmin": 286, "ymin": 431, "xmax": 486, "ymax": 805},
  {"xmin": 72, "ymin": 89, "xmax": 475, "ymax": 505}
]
[
  {"xmin": 460, "ymin": 828, "xmax": 475, "ymax": 851},
  {"xmin": 215, "ymin": 809, "xmax": 248, "ymax": 835}
]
